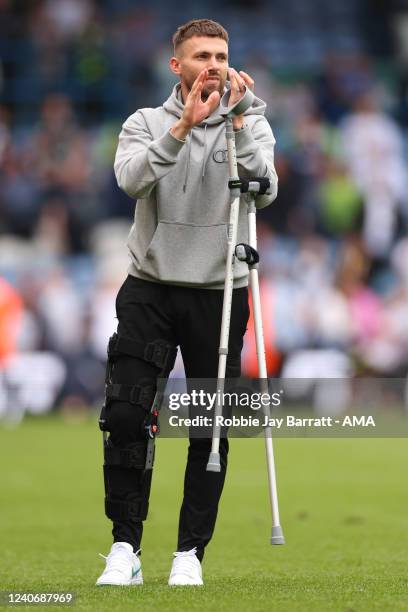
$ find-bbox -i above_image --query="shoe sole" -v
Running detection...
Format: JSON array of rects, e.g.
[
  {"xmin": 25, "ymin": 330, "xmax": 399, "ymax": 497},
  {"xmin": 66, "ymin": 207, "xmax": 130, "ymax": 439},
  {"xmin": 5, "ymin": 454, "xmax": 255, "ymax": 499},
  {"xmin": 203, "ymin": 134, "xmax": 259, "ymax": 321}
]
[{"xmin": 96, "ymin": 572, "xmax": 143, "ymax": 586}]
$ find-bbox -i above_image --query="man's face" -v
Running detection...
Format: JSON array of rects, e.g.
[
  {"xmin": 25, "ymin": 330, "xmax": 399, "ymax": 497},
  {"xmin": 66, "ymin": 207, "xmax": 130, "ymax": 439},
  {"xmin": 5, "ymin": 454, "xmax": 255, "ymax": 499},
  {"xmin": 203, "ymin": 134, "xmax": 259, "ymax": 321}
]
[{"xmin": 171, "ymin": 36, "xmax": 229, "ymax": 100}]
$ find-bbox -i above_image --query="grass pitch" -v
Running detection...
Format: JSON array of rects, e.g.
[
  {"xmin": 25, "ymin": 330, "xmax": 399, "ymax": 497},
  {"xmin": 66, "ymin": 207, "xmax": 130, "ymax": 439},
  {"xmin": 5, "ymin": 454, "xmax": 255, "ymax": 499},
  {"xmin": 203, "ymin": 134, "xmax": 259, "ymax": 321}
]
[{"xmin": 1, "ymin": 415, "xmax": 408, "ymax": 611}]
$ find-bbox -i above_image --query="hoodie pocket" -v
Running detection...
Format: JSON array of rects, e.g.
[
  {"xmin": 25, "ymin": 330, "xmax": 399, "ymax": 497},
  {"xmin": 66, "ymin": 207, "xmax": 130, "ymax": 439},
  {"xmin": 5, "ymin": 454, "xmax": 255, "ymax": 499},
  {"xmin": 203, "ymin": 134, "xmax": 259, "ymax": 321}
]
[{"xmin": 141, "ymin": 221, "xmax": 228, "ymax": 285}]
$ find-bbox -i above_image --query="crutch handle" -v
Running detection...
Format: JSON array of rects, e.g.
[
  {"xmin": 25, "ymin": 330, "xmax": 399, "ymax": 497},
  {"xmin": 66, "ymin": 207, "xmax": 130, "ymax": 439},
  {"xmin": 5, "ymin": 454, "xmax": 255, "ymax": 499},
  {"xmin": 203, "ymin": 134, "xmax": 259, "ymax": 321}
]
[
  {"xmin": 235, "ymin": 243, "xmax": 259, "ymax": 265},
  {"xmin": 228, "ymin": 177, "xmax": 272, "ymax": 195}
]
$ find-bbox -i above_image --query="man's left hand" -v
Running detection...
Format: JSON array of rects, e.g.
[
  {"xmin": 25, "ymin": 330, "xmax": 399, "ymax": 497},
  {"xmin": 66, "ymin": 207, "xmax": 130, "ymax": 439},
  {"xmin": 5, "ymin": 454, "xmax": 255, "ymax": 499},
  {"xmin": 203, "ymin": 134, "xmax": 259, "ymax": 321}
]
[{"xmin": 228, "ymin": 68, "xmax": 255, "ymax": 130}]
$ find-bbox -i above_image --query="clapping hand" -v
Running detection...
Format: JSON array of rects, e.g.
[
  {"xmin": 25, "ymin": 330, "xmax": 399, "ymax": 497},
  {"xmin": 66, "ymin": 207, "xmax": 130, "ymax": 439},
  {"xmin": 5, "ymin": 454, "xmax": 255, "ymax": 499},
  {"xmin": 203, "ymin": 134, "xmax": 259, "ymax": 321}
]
[{"xmin": 228, "ymin": 68, "xmax": 255, "ymax": 129}]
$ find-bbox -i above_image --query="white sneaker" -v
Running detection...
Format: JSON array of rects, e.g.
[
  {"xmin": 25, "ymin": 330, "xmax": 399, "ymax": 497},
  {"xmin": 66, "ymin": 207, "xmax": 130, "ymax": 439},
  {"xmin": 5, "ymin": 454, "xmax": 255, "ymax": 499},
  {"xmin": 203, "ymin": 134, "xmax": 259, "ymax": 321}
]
[
  {"xmin": 96, "ymin": 542, "xmax": 143, "ymax": 586},
  {"xmin": 168, "ymin": 547, "xmax": 203, "ymax": 586}
]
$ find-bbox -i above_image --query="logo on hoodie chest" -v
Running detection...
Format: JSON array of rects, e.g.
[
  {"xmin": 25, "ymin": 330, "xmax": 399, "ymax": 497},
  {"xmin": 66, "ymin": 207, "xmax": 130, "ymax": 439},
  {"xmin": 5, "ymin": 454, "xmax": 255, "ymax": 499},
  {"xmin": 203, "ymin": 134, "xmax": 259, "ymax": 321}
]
[{"xmin": 213, "ymin": 149, "xmax": 228, "ymax": 163}]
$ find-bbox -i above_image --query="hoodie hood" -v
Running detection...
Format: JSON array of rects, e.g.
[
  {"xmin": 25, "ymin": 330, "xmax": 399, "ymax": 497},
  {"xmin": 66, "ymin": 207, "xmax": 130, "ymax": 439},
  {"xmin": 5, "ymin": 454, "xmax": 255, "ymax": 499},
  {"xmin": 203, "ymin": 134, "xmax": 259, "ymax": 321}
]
[{"xmin": 162, "ymin": 82, "xmax": 267, "ymax": 126}]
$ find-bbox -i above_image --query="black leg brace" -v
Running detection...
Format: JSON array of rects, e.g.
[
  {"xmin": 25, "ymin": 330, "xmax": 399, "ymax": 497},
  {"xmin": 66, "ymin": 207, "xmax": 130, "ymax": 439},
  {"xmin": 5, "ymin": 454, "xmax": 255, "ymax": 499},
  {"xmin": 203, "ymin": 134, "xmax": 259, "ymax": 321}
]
[{"xmin": 99, "ymin": 332, "xmax": 177, "ymax": 522}]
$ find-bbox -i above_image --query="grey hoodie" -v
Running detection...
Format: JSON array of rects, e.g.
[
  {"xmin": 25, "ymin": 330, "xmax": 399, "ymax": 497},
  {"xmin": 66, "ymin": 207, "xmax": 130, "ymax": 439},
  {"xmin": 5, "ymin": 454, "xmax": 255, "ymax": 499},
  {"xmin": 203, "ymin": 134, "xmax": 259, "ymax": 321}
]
[{"xmin": 114, "ymin": 83, "xmax": 278, "ymax": 289}]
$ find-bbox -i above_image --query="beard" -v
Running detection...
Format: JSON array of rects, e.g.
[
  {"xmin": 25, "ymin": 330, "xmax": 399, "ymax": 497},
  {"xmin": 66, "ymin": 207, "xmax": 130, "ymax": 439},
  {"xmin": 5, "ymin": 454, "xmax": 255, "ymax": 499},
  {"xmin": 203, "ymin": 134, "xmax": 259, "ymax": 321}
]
[
  {"xmin": 184, "ymin": 73, "xmax": 225, "ymax": 101},
  {"xmin": 201, "ymin": 82, "xmax": 224, "ymax": 101},
  {"xmin": 201, "ymin": 78, "xmax": 225, "ymax": 102}
]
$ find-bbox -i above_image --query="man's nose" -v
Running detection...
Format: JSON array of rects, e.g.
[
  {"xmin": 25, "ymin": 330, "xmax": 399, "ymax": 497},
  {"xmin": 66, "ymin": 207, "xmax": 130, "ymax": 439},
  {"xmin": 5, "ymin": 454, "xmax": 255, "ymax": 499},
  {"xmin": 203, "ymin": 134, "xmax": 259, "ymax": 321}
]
[{"xmin": 207, "ymin": 56, "xmax": 220, "ymax": 70}]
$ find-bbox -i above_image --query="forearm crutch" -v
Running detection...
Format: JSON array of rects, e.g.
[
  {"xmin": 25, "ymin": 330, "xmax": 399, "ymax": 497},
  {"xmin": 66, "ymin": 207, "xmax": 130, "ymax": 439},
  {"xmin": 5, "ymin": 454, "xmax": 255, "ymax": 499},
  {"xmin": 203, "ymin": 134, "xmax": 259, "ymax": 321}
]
[{"xmin": 206, "ymin": 87, "xmax": 285, "ymax": 545}]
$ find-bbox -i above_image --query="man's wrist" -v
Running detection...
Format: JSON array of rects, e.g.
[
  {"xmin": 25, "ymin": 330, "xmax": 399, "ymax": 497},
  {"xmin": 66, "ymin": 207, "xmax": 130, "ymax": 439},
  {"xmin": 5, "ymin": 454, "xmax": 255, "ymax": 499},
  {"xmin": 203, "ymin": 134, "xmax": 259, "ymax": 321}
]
[{"xmin": 170, "ymin": 119, "xmax": 191, "ymax": 141}]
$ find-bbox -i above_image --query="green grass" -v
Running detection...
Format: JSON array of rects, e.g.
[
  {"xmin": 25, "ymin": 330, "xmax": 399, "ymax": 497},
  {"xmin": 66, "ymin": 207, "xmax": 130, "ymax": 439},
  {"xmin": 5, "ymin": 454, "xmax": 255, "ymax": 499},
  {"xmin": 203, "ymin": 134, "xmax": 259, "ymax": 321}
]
[{"xmin": 1, "ymin": 415, "xmax": 408, "ymax": 611}]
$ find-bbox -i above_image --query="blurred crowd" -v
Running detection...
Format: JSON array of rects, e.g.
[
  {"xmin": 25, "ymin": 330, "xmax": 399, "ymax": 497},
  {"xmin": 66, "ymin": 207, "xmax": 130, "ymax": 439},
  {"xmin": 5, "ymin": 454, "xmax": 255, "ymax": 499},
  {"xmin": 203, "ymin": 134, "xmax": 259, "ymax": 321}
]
[{"xmin": 1, "ymin": 0, "xmax": 408, "ymax": 418}]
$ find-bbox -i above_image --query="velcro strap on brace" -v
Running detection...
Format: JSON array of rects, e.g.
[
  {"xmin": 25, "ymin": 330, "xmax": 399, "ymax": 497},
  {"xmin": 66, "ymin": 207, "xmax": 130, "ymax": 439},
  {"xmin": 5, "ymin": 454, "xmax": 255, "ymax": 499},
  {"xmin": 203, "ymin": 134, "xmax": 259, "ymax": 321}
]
[
  {"xmin": 105, "ymin": 497, "xmax": 148, "ymax": 522},
  {"xmin": 104, "ymin": 441, "xmax": 147, "ymax": 469},
  {"xmin": 108, "ymin": 333, "xmax": 177, "ymax": 375},
  {"xmin": 105, "ymin": 383, "xmax": 155, "ymax": 410}
]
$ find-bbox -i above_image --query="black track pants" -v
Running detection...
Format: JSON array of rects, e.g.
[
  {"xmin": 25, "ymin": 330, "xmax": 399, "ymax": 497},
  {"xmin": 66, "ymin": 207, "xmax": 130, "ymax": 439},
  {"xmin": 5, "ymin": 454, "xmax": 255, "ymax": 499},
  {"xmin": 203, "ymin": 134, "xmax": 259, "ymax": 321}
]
[{"xmin": 103, "ymin": 275, "xmax": 249, "ymax": 561}]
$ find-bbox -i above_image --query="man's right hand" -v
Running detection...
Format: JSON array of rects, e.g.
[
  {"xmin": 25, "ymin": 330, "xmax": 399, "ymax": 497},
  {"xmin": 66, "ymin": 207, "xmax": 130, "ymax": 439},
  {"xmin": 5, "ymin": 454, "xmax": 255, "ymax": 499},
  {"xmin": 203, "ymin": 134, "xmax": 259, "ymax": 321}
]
[{"xmin": 170, "ymin": 69, "xmax": 220, "ymax": 141}]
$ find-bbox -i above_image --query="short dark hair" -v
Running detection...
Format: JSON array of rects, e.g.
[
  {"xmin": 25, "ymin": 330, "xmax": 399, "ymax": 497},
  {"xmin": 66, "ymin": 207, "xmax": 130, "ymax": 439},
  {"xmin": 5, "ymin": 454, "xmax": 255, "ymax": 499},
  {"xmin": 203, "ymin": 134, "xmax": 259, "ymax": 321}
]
[{"xmin": 172, "ymin": 19, "xmax": 229, "ymax": 53}]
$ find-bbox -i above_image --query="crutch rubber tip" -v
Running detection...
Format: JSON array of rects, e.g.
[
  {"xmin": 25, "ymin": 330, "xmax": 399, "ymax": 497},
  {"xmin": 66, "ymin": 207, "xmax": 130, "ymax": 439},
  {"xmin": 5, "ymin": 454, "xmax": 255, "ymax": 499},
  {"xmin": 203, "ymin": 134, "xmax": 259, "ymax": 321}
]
[
  {"xmin": 206, "ymin": 452, "xmax": 221, "ymax": 472},
  {"xmin": 270, "ymin": 525, "xmax": 285, "ymax": 545}
]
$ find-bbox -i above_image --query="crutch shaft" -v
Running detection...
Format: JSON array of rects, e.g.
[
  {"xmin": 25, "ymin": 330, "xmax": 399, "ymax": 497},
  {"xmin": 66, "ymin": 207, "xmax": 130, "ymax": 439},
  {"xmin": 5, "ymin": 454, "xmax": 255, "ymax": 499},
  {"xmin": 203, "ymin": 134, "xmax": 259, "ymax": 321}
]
[
  {"xmin": 247, "ymin": 194, "xmax": 285, "ymax": 544},
  {"xmin": 207, "ymin": 114, "xmax": 241, "ymax": 471}
]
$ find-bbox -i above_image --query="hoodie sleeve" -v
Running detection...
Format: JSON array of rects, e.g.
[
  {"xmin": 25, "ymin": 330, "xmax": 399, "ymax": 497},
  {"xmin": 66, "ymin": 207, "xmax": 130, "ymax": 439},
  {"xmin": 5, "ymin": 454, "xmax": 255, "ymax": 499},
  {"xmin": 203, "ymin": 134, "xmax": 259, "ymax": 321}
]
[
  {"xmin": 234, "ymin": 116, "xmax": 278, "ymax": 209},
  {"xmin": 114, "ymin": 110, "xmax": 186, "ymax": 199}
]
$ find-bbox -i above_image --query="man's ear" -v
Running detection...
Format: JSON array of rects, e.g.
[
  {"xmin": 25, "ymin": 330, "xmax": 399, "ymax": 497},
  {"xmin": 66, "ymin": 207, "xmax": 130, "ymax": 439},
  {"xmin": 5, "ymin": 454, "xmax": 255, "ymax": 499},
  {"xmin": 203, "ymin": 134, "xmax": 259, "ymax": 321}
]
[{"xmin": 169, "ymin": 57, "xmax": 181, "ymax": 76}]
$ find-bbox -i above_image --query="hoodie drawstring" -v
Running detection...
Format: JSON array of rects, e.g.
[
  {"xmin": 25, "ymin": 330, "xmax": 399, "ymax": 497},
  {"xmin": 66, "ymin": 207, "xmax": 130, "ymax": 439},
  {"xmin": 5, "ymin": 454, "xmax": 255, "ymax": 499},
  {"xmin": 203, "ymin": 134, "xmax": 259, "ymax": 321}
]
[
  {"xmin": 182, "ymin": 124, "xmax": 208, "ymax": 192},
  {"xmin": 201, "ymin": 123, "xmax": 208, "ymax": 180},
  {"xmin": 182, "ymin": 133, "xmax": 192, "ymax": 193}
]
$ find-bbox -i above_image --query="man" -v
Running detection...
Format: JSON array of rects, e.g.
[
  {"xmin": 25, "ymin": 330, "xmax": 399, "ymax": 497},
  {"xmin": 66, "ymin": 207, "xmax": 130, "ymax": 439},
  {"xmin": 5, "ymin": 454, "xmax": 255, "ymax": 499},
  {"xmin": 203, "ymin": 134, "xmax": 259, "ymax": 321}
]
[{"xmin": 96, "ymin": 18, "xmax": 278, "ymax": 587}]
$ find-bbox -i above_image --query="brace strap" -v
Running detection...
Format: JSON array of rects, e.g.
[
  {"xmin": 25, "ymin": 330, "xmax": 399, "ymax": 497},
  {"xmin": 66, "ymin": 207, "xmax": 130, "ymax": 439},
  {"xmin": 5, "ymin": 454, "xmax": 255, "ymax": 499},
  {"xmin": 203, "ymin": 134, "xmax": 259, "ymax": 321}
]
[
  {"xmin": 104, "ymin": 441, "xmax": 147, "ymax": 470},
  {"xmin": 108, "ymin": 333, "xmax": 177, "ymax": 375},
  {"xmin": 105, "ymin": 383, "xmax": 155, "ymax": 411},
  {"xmin": 105, "ymin": 498, "xmax": 148, "ymax": 522}
]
